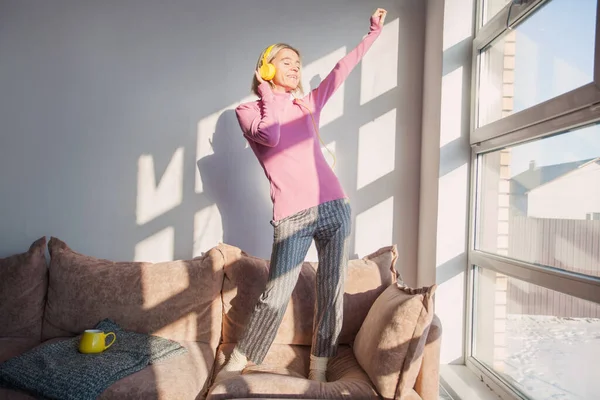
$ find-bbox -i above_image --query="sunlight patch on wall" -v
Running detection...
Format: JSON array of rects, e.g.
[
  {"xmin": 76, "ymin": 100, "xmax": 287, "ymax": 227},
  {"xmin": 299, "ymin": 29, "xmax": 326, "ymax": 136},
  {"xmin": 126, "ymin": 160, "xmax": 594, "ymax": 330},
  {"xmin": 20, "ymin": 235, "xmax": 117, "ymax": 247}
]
[
  {"xmin": 302, "ymin": 46, "xmax": 347, "ymax": 127},
  {"xmin": 440, "ymin": 67, "xmax": 463, "ymax": 148},
  {"xmin": 360, "ymin": 18, "xmax": 399, "ymax": 105},
  {"xmin": 357, "ymin": 109, "xmax": 396, "ymax": 190},
  {"xmin": 134, "ymin": 226, "xmax": 174, "ymax": 262},
  {"xmin": 322, "ymin": 140, "xmax": 336, "ymax": 172},
  {"xmin": 437, "ymin": 270, "xmax": 465, "ymax": 363},
  {"xmin": 195, "ymin": 96, "xmax": 254, "ymax": 194},
  {"xmin": 436, "ymin": 163, "xmax": 468, "ymax": 267},
  {"xmin": 136, "ymin": 148, "xmax": 184, "ymax": 225},
  {"xmin": 195, "ymin": 115, "xmax": 217, "ymax": 194},
  {"xmin": 443, "ymin": 0, "xmax": 474, "ymax": 51},
  {"xmin": 355, "ymin": 196, "xmax": 394, "ymax": 258},
  {"xmin": 193, "ymin": 204, "xmax": 223, "ymax": 257}
]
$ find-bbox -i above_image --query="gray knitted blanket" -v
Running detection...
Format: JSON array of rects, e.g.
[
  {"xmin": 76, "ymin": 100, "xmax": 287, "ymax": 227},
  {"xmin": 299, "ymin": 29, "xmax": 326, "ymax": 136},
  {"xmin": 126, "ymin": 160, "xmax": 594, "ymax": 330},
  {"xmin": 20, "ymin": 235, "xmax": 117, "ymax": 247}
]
[{"xmin": 0, "ymin": 319, "xmax": 187, "ymax": 400}]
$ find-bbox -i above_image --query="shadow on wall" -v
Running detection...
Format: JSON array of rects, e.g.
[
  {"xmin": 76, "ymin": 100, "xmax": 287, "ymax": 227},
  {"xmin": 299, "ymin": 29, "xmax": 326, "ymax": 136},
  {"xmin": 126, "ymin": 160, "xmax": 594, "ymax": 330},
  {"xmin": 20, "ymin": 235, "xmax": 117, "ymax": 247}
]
[
  {"xmin": 197, "ymin": 109, "xmax": 272, "ymax": 258},
  {"xmin": 0, "ymin": 0, "xmax": 425, "ymax": 285}
]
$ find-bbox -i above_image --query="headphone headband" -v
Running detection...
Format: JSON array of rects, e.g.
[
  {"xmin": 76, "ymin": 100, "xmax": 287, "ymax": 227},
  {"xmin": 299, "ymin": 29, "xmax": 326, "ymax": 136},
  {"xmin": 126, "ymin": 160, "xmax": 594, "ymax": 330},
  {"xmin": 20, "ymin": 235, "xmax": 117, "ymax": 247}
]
[{"xmin": 262, "ymin": 44, "xmax": 275, "ymax": 66}]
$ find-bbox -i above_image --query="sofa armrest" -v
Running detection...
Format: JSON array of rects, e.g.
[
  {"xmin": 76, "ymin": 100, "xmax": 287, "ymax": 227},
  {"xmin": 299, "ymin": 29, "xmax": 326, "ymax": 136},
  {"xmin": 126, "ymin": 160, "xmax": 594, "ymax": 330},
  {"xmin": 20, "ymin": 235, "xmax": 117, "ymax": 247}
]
[{"xmin": 414, "ymin": 314, "xmax": 442, "ymax": 400}]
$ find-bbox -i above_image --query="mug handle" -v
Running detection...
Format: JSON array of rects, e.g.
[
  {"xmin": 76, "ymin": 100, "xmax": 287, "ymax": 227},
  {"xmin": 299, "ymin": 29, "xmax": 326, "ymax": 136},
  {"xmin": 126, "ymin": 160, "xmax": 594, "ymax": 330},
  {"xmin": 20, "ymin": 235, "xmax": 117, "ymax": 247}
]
[{"xmin": 104, "ymin": 332, "xmax": 116, "ymax": 350}]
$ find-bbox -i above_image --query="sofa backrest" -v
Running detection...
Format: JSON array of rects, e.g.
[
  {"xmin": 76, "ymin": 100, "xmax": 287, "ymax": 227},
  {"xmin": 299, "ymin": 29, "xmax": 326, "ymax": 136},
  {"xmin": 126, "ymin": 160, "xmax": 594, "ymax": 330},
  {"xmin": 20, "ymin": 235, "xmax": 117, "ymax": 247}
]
[
  {"xmin": 42, "ymin": 237, "xmax": 224, "ymax": 347},
  {"xmin": 217, "ymin": 243, "xmax": 398, "ymax": 346},
  {"xmin": 0, "ymin": 237, "xmax": 48, "ymax": 341}
]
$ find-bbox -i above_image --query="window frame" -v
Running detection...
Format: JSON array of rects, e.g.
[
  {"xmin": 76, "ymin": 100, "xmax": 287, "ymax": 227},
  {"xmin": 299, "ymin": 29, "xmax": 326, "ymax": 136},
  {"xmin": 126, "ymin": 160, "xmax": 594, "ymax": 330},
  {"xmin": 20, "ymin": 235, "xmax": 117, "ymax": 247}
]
[
  {"xmin": 465, "ymin": 0, "xmax": 600, "ymax": 398},
  {"xmin": 471, "ymin": 0, "xmax": 600, "ymax": 145}
]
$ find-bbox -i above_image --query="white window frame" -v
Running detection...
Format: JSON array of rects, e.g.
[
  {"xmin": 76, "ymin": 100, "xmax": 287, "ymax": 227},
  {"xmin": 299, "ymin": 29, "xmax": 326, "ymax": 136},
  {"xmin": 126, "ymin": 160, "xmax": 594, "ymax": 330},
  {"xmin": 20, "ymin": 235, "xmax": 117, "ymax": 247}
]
[
  {"xmin": 465, "ymin": 0, "xmax": 600, "ymax": 398},
  {"xmin": 471, "ymin": 0, "xmax": 600, "ymax": 147}
]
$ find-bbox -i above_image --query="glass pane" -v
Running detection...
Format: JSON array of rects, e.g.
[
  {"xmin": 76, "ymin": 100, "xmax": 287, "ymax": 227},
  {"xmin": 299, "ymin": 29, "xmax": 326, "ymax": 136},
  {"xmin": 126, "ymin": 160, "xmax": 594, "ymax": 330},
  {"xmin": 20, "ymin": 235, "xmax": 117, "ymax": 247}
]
[
  {"xmin": 477, "ymin": 0, "xmax": 596, "ymax": 127},
  {"xmin": 473, "ymin": 267, "xmax": 600, "ymax": 400},
  {"xmin": 475, "ymin": 123, "xmax": 600, "ymax": 277},
  {"xmin": 482, "ymin": 0, "xmax": 511, "ymax": 26}
]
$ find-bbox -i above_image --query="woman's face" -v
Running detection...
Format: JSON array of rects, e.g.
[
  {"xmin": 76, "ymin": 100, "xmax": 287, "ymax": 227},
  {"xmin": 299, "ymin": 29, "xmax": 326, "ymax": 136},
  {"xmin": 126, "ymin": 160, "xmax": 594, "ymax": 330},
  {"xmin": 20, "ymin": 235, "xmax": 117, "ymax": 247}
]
[{"xmin": 271, "ymin": 48, "xmax": 301, "ymax": 92}]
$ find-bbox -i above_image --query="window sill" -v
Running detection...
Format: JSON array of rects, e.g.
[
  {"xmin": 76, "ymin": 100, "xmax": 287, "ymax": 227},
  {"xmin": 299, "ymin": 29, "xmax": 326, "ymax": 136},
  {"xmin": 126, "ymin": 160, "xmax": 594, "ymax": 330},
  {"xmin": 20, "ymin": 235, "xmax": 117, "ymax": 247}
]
[{"xmin": 440, "ymin": 365, "xmax": 509, "ymax": 400}]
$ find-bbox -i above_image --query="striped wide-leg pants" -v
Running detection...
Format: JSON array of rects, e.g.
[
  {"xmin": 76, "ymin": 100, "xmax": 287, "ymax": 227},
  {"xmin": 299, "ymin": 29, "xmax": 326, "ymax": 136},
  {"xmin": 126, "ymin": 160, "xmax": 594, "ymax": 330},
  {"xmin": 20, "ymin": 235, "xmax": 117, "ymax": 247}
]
[{"xmin": 236, "ymin": 198, "xmax": 352, "ymax": 364}]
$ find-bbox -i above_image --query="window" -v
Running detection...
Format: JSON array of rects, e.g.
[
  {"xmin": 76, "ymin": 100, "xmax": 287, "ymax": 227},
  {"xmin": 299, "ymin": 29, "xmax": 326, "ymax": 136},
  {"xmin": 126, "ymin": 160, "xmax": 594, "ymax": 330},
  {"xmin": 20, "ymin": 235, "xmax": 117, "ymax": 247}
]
[
  {"xmin": 468, "ymin": 0, "xmax": 600, "ymax": 399},
  {"xmin": 586, "ymin": 212, "xmax": 600, "ymax": 220},
  {"xmin": 477, "ymin": 0, "xmax": 597, "ymax": 127},
  {"xmin": 481, "ymin": 0, "xmax": 511, "ymax": 25},
  {"xmin": 475, "ymin": 124, "xmax": 600, "ymax": 278},
  {"xmin": 472, "ymin": 267, "xmax": 600, "ymax": 399}
]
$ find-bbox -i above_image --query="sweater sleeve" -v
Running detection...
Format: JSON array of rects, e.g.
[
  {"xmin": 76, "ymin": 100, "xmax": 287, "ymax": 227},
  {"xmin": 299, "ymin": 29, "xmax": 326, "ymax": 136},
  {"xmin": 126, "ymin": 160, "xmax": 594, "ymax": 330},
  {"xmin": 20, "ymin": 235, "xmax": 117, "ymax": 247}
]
[
  {"xmin": 235, "ymin": 82, "xmax": 281, "ymax": 147},
  {"xmin": 306, "ymin": 17, "xmax": 383, "ymax": 112}
]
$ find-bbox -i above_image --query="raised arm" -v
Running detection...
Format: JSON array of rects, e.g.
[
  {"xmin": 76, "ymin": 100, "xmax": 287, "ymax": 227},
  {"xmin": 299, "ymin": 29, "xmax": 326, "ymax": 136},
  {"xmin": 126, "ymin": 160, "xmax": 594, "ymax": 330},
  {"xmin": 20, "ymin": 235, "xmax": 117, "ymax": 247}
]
[
  {"xmin": 306, "ymin": 8, "xmax": 387, "ymax": 112},
  {"xmin": 235, "ymin": 81, "xmax": 281, "ymax": 147}
]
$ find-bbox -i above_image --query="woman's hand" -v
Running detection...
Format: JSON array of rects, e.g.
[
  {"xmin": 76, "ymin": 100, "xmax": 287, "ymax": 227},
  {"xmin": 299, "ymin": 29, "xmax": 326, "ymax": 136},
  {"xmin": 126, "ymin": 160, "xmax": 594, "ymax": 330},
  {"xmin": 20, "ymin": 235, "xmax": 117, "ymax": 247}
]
[
  {"xmin": 372, "ymin": 8, "xmax": 387, "ymax": 28},
  {"xmin": 255, "ymin": 69, "xmax": 266, "ymax": 85}
]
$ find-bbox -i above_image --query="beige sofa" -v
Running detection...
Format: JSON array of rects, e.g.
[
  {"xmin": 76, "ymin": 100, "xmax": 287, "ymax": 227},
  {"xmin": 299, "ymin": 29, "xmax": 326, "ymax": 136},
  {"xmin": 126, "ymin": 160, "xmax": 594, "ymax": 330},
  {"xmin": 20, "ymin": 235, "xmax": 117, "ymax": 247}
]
[{"xmin": 0, "ymin": 236, "xmax": 441, "ymax": 400}]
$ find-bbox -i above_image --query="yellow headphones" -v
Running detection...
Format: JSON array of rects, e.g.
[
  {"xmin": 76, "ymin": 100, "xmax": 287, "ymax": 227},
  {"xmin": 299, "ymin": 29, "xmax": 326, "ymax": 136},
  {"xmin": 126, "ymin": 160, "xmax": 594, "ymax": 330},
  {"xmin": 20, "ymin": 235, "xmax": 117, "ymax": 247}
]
[
  {"xmin": 259, "ymin": 44, "xmax": 336, "ymax": 168},
  {"xmin": 259, "ymin": 44, "xmax": 277, "ymax": 81}
]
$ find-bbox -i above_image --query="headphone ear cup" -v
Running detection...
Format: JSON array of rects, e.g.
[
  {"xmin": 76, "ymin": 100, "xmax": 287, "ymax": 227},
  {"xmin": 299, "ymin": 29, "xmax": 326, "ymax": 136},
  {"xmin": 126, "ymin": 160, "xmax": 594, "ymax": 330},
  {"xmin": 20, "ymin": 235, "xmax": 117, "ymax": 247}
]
[{"xmin": 259, "ymin": 63, "xmax": 276, "ymax": 81}]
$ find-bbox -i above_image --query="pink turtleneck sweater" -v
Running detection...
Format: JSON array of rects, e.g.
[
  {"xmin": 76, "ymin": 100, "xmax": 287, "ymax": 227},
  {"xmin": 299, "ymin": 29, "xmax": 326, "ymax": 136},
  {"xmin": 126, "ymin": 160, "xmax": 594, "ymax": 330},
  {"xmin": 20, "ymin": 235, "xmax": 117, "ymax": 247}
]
[{"xmin": 235, "ymin": 19, "xmax": 382, "ymax": 222}]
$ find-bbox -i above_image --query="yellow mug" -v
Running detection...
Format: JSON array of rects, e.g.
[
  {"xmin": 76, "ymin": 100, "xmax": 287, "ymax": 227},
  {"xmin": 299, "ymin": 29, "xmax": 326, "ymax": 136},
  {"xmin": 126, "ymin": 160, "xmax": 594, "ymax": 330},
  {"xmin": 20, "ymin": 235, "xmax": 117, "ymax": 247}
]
[{"xmin": 78, "ymin": 329, "xmax": 116, "ymax": 354}]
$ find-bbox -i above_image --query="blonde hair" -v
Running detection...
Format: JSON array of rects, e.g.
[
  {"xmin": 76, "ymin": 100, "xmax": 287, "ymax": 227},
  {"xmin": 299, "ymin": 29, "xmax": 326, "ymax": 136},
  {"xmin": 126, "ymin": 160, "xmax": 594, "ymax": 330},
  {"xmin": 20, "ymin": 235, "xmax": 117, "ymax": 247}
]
[{"xmin": 251, "ymin": 43, "xmax": 304, "ymax": 97}]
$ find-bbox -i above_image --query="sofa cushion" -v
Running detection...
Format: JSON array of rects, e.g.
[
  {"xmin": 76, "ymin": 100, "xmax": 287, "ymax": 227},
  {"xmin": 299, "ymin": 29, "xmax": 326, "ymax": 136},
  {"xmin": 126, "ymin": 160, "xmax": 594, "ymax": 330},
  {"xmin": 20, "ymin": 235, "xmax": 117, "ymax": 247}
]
[
  {"xmin": 207, "ymin": 343, "xmax": 379, "ymax": 399},
  {"xmin": 0, "ymin": 388, "xmax": 36, "ymax": 400},
  {"xmin": 0, "ymin": 338, "xmax": 39, "ymax": 400},
  {"xmin": 219, "ymin": 243, "xmax": 398, "ymax": 346},
  {"xmin": 0, "ymin": 237, "xmax": 47, "ymax": 340},
  {"xmin": 0, "ymin": 338, "xmax": 39, "ymax": 365},
  {"xmin": 42, "ymin": 237, "xmax": 224, "ymax": 347},
  {"xmin": 99, "ymin": 340, "xmax": 215, "ymax": 400},
  {"xmin": 353, "ymin": 283, "xmax": 437, "ymax": 400}
]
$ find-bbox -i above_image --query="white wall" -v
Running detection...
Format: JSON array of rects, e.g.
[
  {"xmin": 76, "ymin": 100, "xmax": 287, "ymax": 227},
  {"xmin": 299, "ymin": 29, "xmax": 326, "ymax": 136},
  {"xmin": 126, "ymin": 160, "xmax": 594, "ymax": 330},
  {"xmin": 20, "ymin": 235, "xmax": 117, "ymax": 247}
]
[
  {"xmin": 419, "ymin": 0, "xmax": 474, "ymax": 365},
  {"xmin": 435, "ymin": 0, "xmax": 474, "ymax": 365},
  {"xmin": 0, "ymin": 0, "xmax": 426, "ymax": 285},
  {"xmin": 528, "ymin": 162, "xmax": 600, "ymax": 219}
]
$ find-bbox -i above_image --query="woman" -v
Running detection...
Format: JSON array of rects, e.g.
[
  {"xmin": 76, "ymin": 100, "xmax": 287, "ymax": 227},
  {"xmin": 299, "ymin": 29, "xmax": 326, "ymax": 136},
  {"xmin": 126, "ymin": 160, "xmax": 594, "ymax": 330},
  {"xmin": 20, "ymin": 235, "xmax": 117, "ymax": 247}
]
[{"xmin": 221, "ymin": 8, "xmax": 387, "ymax": 382}]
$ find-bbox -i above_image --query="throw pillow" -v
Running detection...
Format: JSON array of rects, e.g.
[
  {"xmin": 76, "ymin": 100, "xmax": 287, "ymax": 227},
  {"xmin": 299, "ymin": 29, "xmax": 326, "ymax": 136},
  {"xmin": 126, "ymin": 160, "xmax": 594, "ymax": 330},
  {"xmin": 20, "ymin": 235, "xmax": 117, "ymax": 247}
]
[
  {"xmin": 353, "ymin": 282, "xmax": 437, "ymax": 400},
  {"xmin": 0, "ymin": 237, "xmax": 48, "ymax": 339}
]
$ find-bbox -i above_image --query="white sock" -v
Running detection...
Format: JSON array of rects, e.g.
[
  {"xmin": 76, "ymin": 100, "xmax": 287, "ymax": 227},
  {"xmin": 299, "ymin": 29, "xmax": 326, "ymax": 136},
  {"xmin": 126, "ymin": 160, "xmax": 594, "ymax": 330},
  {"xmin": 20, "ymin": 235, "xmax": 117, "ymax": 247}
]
[
  {"xmin": 222, "ymin": 347, "xmax": 248, "ymax": 372},
  {"xmin": 308, "ymin": 354, "xmax": 329, "ymax": 382}
]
